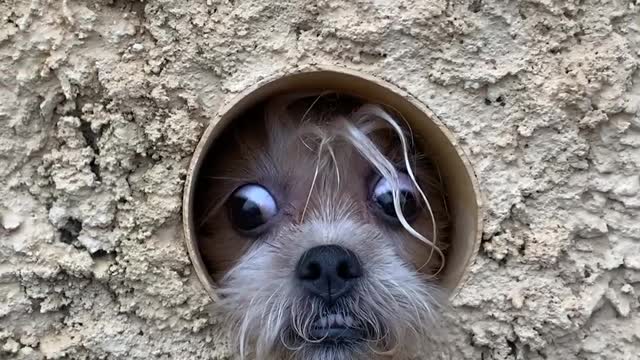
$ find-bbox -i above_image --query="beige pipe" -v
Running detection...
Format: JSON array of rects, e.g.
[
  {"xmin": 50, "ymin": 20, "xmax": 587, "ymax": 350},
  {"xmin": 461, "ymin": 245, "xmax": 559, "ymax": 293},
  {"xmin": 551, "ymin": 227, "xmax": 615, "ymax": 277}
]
[{"xmin": 182, "ymin": 65, "xmax": 484, "ymax": 302}]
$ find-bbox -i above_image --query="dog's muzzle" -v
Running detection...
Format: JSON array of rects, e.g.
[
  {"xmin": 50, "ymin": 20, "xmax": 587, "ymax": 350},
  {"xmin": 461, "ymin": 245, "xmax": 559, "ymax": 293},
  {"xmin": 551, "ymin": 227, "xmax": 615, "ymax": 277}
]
[
  {"xmin": 295, "ymin": 245, "xmax": 364, "ymax": 340},
  {"xmin": 295, "ymin": 245, "xmax": 363, "ymax": 304}
]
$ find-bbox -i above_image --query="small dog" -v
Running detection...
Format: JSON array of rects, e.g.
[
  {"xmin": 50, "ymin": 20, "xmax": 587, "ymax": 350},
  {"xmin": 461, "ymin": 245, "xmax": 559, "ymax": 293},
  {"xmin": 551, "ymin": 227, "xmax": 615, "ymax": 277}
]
[{"xmin": 195, "ymin": 93, "xmax": 450, "ymax": 360}]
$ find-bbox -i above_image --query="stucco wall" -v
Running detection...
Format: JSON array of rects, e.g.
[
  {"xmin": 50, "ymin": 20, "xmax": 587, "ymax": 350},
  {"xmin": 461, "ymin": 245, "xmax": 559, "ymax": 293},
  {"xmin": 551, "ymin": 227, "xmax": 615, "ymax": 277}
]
[{"xmin": 1, "ymin": 0, "xmax": 639, "ymax": 359}]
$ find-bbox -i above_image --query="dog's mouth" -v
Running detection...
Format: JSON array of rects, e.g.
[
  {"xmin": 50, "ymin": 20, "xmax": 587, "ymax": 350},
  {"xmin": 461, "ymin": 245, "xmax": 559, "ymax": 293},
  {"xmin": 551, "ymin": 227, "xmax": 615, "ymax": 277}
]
[{"xmin": 309, "ymin": 313, "xmax": 362, "ymax": 341}]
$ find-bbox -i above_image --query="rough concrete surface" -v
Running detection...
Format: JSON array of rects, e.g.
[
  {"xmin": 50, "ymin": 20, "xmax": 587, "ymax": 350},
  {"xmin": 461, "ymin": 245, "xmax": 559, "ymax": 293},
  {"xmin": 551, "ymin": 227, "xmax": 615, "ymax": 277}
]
[{"xmin": 1, "ymin": 0, "xmax": 639, "ymax": 359}]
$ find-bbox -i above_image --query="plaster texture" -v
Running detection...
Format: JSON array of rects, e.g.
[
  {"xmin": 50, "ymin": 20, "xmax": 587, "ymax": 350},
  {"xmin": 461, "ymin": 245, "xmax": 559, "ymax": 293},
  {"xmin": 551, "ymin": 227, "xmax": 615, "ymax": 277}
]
[{"xmin": 1, "ymin": 0, "xmax": 639, "ymax": 359}]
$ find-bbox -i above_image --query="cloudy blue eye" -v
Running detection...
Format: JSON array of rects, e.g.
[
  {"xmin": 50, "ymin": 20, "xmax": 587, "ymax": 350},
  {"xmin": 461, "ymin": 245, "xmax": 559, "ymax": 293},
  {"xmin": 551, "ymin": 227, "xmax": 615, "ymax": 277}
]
[
  {"xmin": 372, "ymin": 173, "xmax": 418, "ymax": 222},
  {"xmin": 227, "ymin": 184, "xmax": 278, "ymax": 233}
]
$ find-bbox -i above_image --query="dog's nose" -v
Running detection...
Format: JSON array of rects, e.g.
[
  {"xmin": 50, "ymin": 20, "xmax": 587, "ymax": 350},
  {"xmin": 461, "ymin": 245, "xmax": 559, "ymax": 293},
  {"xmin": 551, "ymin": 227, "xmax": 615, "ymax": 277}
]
[{"xmin": 295, "ymin": 245, "xmax": 363, "ymax": 304}]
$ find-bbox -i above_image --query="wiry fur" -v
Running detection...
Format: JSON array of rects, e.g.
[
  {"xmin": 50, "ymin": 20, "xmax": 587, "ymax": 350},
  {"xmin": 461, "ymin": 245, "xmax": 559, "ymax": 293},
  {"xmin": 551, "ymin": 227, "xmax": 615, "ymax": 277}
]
[{"xmin": 195, "ymin": 93, "xmax": 450, "ymax": 360}]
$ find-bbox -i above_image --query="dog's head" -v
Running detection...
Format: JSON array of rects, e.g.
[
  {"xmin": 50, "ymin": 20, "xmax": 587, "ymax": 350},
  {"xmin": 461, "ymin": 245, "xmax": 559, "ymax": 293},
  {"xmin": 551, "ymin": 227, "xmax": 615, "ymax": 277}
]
[{"xmin": 196, "ymin": 94, "xmax": 450, "ymax": 359}]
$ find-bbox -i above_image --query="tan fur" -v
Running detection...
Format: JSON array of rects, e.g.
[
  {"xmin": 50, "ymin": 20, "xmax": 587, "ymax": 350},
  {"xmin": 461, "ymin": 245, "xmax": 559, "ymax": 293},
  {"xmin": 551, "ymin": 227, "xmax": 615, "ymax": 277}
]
[{"xmin": 195, "ymin": 94, "xmax": 450, "ymax": 359}]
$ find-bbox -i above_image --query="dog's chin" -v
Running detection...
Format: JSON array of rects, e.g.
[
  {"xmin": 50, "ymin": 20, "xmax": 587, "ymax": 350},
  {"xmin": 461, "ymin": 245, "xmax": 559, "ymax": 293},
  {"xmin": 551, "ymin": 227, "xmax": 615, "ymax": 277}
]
[
  {"xmin": 297, "ymin": 342, "xmax": 369, "ymax": 360},
  {"xmin": 282, "ymin": 316, "xmax": 365, "ymax": 343},
  {"xmin": 278, "ymin": 312, "xmax": 386, "ymax": 360},
  {"xmin": 280, "ymin": 332, "xmax": 371, "ymax": 360}
]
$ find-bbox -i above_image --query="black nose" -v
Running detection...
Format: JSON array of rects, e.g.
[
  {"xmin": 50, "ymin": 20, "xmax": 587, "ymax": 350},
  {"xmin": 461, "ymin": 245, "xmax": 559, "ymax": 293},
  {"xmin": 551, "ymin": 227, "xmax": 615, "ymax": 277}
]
[{"xmin": 295, "ymin": 245, "xmax": 363, "ymax": 304}]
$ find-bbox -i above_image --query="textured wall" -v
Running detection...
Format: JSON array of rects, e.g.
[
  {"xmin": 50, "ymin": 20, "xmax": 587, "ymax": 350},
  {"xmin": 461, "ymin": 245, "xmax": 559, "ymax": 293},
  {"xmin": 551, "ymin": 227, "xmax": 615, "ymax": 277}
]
[{"xmin": 1, "ymin": 0, "xmax": 639, "ymax": 359}]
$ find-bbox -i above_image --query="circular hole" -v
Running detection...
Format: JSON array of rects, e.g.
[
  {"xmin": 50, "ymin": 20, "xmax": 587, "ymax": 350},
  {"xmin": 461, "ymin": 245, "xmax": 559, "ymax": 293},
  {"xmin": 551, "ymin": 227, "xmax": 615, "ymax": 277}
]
[{"xmin": 183, "ymin": 66, "xmax": 483, "ymax": 301}]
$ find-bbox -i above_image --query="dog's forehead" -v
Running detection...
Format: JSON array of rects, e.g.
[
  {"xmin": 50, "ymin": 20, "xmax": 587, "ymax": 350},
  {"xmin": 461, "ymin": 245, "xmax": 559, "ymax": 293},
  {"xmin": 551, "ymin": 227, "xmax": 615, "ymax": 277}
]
[{"xmin": 238, "ymin": 117, "xmax": 387, "ymax": 198}]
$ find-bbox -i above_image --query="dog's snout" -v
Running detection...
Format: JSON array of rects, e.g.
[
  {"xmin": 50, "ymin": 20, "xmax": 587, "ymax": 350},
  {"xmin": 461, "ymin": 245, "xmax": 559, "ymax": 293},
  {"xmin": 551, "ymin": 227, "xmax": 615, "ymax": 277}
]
[{"xmin": 295, "ymin": 245, "xmax": 362, "ymax": 304}]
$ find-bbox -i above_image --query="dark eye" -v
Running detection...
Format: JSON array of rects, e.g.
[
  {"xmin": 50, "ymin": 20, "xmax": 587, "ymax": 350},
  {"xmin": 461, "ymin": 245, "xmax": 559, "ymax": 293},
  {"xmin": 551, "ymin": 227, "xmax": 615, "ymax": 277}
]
[
  {"xmin": 227, "ymin": 184, "xmax": 278, "ymax": 233},
  {"xmin": 372, "ymin": 173, "xmax": 419, "ymax": 223}
]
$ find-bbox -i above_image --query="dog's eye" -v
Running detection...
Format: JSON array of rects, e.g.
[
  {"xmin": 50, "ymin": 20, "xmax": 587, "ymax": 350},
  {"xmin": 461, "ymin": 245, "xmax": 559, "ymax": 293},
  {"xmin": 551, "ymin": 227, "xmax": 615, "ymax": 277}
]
[
  {"xmin": 372, "ymin": 173, "xmax": 418, "ymax": 222},
  {"xmin": 227, "ymin": 184, "xmax": 278, "ymax": 232}
]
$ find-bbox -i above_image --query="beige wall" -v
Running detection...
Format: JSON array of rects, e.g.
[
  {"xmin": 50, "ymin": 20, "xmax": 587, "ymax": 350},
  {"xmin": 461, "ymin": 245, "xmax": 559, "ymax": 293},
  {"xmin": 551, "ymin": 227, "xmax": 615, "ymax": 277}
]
[{"xmin": 1, "ymin": 0, "xmax": 639, "ymax": 359}]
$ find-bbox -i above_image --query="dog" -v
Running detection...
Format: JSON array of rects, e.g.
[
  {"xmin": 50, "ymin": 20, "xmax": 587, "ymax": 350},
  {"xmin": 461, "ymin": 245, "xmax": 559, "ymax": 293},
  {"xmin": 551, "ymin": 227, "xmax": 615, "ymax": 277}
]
[{"xmin": 195, "ymin": 93, "xmax": 450, "ymax": 359}]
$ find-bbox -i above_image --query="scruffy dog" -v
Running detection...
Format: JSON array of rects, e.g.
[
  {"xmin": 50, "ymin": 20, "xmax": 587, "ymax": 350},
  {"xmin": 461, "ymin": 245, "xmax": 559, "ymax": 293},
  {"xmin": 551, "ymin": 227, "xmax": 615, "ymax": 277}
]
[{"xmin": 196, "ymin": 93, "xmax": 449, "ymax": 360}]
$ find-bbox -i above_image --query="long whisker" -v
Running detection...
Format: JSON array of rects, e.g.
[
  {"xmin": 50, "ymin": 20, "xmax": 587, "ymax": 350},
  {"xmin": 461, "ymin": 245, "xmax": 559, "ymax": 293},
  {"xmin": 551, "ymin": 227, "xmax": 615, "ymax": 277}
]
[
  {"xmin": 300, "ymin": 138, "xmax": 325, "ymax": 222},
  {"xmin": 351, "ymin": 105, "xmax": 445, "ymax": 275}
]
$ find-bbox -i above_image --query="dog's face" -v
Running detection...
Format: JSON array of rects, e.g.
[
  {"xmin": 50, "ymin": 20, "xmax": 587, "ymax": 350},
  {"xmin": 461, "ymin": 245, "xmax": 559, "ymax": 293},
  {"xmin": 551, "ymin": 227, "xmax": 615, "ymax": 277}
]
[{"xmin": 196, "ymin": 95, "xmax": 449, "ymax": 359}]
